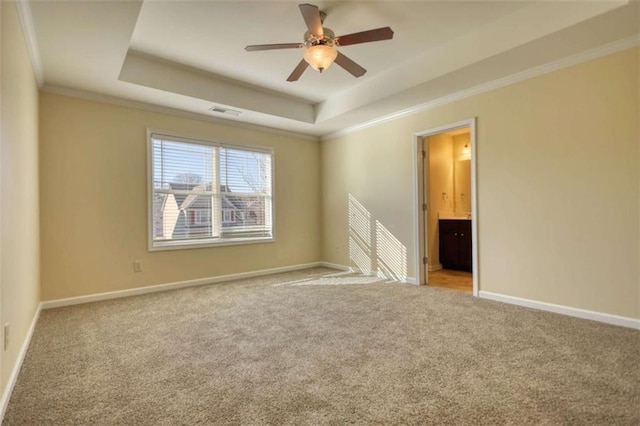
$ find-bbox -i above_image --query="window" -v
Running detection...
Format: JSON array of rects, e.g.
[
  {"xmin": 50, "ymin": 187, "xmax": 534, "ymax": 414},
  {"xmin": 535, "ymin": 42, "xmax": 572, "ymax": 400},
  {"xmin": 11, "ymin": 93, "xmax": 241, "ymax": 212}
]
[
  {"xmin": 193, "ymin": 210, "xmax": 211, "ymax": 225},
  {"xmin": 148, "ymin": 132, "xmax": 273, "ymax": 250},
  {"xmin": 222, "ymin": 209, "xmax": 235, "ymax": 224}
]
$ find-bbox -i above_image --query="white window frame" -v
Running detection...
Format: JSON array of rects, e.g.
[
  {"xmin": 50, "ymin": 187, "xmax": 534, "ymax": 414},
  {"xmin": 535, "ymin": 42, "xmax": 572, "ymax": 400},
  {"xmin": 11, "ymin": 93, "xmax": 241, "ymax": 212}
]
[
  {"xmin": 194, "ymin": 210, "xmax": 211, "ymax": 225},
  {"xmin": 222, "ymin": 209, "xmax": 235, "ymax": 224},
  {"xmin": 147, "ymin": 129, "xmax": 275, "ymax": 251}
]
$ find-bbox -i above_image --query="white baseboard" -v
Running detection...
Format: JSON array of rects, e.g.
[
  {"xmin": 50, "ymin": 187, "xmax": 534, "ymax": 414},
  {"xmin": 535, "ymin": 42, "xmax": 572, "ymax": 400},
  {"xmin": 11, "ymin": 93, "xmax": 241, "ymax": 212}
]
[
  {"xmin": 41, "ymin": 262, "xmax": 335, "ymax": 309},
  {"xmin": 428, "ymin": 264, "xmax": 443, "ymax": 272},
  {"xmin": 344, "ymin": 266, "xmax": 414, "ymax": 287},
  {"xmin": 479, "ymin": 291, "xmax": 640, "ymax": 330},
  {"xmin": 0, "ymin": 303, "xmax": 42, "ymax": 422},
  {"xmin": 318, "ymin": 262, "xmax": 352, "ymax": 271}
]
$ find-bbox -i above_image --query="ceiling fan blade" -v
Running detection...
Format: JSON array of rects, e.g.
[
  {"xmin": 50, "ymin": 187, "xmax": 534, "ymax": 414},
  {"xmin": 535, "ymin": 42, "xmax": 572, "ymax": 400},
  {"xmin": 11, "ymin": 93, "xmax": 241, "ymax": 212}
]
[
  {"xmin": 299, "ymin": 3, "xmax": 324, "ymax": 36},
  {"xmin": 287, "ymin": 59, "xmax": 309, "ymax": 82},
  {"xmin": 336, "ymin": 27, "xmax": 394, "ymax": 46},
  {"xmin": 334, "ymin": 52, "xmax": 366, "ymax": 78},
  {"xmin": 245, "ymin": 43, "xmax": 302, "ymax": 52}
]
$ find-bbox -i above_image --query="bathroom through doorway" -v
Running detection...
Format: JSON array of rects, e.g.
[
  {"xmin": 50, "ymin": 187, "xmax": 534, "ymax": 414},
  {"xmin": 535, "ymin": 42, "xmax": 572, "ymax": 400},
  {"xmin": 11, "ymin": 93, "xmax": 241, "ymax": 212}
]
[{"xmin": 414, "ymin": 119, "xmax": 478, "ymax": 295}]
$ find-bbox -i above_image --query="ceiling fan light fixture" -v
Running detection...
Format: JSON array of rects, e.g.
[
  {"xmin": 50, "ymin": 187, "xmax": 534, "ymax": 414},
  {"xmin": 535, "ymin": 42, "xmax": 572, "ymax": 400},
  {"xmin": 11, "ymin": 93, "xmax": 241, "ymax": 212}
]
[
  {"xmin": 303, "ymin": 44, "xmax": 338, "ymax": 73},
  {"xmin": 245, "ymin": 3, "xmax": 394, "ymax": 81}
]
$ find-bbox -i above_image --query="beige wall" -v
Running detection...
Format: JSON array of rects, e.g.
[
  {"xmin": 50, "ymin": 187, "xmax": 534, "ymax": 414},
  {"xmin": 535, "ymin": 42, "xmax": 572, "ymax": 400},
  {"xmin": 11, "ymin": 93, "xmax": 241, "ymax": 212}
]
[
  {"xmin": 1, "ymin": 0, "xmax": 41, "ymax": 393},
  {"xmin": 322, "ymin": 47, "xmax": 639, "ymax": 319},
  {"xmin": 39, "ymin": 93, "xmax": 321, "ymax": 300},
  {"xmin": 426, "ymin": 133, "xmax": 454, "ymax": 269}
]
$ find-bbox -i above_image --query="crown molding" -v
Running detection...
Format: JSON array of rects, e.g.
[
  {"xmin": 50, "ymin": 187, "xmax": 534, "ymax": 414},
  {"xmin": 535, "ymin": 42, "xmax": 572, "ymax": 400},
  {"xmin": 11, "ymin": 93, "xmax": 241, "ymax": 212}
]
[
  {"xmin": 321, "ymin": 35, "xmax": 640, "ymax": 141},
  {"xmin": 14, "ymin": 0, "xmax": 44, "ymax": 87},
  {"xmin": 41, "ymin": 85, "xmax": 320, "ymax": 142}
]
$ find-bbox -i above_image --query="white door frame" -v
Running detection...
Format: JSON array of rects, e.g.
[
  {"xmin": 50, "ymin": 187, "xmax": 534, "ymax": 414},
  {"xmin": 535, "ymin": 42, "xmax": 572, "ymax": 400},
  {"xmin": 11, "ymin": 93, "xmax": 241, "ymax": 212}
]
[{"xmin": 413, "ymin": 118, "xmax": 479, "ymax": 296}]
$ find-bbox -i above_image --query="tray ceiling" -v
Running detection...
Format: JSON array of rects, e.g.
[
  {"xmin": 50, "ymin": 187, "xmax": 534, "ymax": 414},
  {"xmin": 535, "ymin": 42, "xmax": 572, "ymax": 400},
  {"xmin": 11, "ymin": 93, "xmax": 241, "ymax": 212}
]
[{"xmin": 25, "ymin": 1, "xmax": 638, "ymax": 137}]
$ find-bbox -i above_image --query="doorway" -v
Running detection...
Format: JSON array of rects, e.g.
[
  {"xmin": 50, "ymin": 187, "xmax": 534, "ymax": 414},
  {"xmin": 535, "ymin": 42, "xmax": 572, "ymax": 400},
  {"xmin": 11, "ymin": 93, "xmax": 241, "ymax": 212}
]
[{"xmin": 413, "ymin": 119, "xmax": 478, "ymax": 296}]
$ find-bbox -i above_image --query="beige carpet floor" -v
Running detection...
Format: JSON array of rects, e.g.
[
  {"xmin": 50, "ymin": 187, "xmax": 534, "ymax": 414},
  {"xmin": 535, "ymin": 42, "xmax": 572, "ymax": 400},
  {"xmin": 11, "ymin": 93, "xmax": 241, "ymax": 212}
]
[{"xmin": 4, "ymin": 268, "xmax": 639, "ymax": 425}]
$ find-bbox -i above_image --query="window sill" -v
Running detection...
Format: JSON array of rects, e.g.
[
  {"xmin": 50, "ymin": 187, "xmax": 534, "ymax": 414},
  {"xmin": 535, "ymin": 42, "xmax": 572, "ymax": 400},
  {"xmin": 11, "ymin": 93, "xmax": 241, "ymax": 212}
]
[{"xmin": 149, "ymin": 236, "xmax": 275, "ymax": 252}]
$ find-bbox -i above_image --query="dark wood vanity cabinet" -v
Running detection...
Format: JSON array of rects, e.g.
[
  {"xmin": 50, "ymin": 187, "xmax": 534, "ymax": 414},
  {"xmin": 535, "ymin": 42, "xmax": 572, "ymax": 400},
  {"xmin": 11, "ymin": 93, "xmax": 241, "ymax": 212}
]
[{"xmin": 439, "ymin": 219, "xmax": 472, "ymax": 272}]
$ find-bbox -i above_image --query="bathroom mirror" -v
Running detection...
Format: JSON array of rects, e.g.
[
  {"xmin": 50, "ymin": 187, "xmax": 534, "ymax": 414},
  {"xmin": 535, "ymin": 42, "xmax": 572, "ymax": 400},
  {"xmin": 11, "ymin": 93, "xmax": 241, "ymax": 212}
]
[{"xmin": 454, "ymin": 159, "xmax": 471, "ymax": 215}]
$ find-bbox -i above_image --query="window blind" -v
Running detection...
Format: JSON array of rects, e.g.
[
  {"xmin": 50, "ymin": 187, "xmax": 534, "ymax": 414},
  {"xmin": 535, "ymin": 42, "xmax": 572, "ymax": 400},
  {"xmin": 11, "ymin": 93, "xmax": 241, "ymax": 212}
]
[{"xmin": 150, "ymin": 133, "xmax": 273, "ymax": 249}]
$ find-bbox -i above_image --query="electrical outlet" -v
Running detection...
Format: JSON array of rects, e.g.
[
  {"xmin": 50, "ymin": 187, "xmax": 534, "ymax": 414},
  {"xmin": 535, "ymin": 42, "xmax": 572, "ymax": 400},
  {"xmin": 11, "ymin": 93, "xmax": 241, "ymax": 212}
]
[
  {"xmin": 4, "ymin": 323, "xmax": 9, "ymax": 351},
  {"xmin": 133, "ymin": 260, "xmax": 143, "ymax": 273}
]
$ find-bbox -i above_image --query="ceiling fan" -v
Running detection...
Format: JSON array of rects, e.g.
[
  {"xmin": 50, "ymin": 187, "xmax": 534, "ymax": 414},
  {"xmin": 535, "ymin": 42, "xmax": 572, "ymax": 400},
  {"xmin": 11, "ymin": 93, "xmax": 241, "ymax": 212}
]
[{"xmin": 245, "ymin": 3, "xmax": 394, "ymax": 82}]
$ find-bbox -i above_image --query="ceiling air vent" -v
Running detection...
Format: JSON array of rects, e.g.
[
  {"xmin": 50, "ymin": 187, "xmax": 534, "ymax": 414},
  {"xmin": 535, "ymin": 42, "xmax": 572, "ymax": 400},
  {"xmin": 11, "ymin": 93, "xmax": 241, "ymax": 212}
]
[{"xmin": 209, "ymin": 106, "xmax": 242, "ymax": 116}]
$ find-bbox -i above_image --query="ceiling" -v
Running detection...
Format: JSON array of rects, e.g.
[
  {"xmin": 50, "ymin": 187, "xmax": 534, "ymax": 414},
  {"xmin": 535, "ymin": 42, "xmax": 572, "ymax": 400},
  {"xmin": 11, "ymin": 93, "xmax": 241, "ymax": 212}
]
[{"xmin": 23, "ymin": 1, "xmax": 639, "ymax": 138}]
